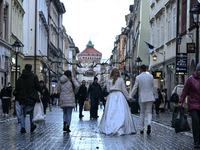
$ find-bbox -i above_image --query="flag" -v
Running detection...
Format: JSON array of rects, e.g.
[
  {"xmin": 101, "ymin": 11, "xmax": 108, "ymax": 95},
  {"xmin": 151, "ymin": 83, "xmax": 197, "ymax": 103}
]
[{"xmin": 144, "ymin": 41, "xmax": 154, "ymax": 53}]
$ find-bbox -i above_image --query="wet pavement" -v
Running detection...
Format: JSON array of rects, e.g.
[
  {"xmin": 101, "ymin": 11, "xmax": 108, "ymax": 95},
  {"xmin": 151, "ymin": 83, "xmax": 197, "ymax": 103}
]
[{"xmin": 0, "ymin": 105, "xmax": 196, "ymax": 150}]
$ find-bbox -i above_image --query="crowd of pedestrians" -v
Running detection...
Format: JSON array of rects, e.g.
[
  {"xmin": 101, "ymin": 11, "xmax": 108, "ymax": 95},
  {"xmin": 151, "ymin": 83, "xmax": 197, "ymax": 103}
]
[{"xmin": 1, "ymin": 62, "xmax": 200, "ymax": 149}]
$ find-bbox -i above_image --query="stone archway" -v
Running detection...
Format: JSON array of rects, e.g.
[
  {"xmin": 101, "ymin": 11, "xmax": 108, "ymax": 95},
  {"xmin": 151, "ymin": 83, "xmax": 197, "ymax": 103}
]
[{"xmin": 190, "ymin": 59, "xmax": 195, "ymax": 76}]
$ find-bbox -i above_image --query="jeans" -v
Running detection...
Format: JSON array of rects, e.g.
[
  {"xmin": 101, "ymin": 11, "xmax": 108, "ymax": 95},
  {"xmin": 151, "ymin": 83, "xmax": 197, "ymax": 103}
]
[
  {"xmin": 90, "ymin": 97, "xmax": 98, "ymax": 118},
  {"xmin": 190, "ymin": 109, "xmax": 200, "ymax": 143},
  {"xmin": 2, "ymin": 98, "xmax": 10, "ymax": 114},
  {"xmin": 20, "ymin": 104, "xmax": 35, "ymax": 129},
  {"xmin": 79, "ymin": 101, "xmax": 84, "ymax": 116},
  {"xmin": 63, "ymin": 107, "xmax": 73, "ymax": 126}
]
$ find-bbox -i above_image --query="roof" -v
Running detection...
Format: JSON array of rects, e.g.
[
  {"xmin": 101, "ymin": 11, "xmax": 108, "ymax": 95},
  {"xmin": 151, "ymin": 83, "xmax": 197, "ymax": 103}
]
[{"xmin": 79, "ymin": 40, "xmax": 102, "ymax": 55}]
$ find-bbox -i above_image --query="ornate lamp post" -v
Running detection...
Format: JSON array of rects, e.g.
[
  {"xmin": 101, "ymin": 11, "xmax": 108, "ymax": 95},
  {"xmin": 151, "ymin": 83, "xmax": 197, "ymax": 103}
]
[
  {"xmin": 190, "ymin": 1, "xmax": 200, "ymax": 65},
  {"xmin": 12, "ymin": 39, "xmax": 22, "ymax": 115},
  {"xmin": 135, "ymin": 57, "xmax": 142, "ymax": 75}
]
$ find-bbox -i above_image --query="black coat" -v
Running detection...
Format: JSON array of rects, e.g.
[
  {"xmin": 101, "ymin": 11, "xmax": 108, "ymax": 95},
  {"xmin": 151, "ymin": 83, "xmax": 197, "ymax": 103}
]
[
  {"xmin": 16, "ymin": 69, "xmax": 42, "ymax": 104},
  {"xmin": 77, "ymin": 85, "xmax": 87, "ymax": 102},
  {"xmin": 100, "ymin": 86, "xmax": 109, "ymax": 103},
  {"xmin": 41, "ymin": 85, "xmax": 50, "ymax": 106},
  {"xmin": 87, "ymin": 82, "xmax": 102, "ymax": 99},
  {"xmin": 0, "ymin": 86, "xmax": 12, "ymax": 98}
]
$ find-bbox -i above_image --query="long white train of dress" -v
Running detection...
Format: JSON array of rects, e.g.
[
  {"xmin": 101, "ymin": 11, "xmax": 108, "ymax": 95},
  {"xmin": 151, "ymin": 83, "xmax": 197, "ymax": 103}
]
[{"xmin": 98, "ymin": 91, "xmax": 136, "ymax": 136}]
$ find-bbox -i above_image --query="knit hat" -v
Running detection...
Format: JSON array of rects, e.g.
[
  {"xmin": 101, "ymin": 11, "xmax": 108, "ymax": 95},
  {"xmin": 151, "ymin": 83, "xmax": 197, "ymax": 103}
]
[{"xmin": 196, "ymin": 62, "xmax": 200, "ymax": 71}]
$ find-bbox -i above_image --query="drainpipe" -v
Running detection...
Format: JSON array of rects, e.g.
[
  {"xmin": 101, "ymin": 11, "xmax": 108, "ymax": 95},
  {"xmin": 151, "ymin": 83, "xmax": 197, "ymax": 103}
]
[{"xmin": 34, "ymin": 0, "xmax": 38, "ymax": 74}]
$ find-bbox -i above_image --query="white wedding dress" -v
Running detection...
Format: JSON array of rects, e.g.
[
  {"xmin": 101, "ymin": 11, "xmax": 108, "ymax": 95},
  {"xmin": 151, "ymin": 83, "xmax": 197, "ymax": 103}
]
[{"xmin": 99, "ymin": 91, "xmax": 136, "ymax": 136}]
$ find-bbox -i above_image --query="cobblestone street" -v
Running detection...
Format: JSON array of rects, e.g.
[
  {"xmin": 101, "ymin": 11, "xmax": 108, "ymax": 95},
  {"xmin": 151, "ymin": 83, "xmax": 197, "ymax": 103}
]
[{"xmin": 0, "ymin": 105, "xmax": 196, "ymax": 150}]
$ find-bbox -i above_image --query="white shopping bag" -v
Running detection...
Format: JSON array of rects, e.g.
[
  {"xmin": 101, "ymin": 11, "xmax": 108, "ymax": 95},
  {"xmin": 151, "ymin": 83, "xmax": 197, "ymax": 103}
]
[{"xmin": 32, "ymin": 102, "xmax": 45, "ymax": 124}]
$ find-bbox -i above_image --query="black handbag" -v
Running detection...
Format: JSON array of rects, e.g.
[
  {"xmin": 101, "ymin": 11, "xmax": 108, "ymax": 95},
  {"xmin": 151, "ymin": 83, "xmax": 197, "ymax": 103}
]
[
  {"xmin": 22, "ymin": 79, "xmax": 35, "ymax": 106},
  {"xmin": 175, "ymin": 107, "xmax": 189, "ymax": 133},
  {"xmin": 170, "ymin": 87, "xmax": 179, "ymax": 103}
]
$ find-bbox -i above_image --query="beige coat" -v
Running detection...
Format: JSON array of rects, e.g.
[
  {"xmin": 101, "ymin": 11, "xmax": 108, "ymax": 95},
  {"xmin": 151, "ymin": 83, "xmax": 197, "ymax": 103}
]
[
  {"xmin": 57, "ymin": 75, "xmax": 80, "ymax": 108},
  {"xmin": 171, "ymin": 84, "xmax": 186, "ymax": 107}
]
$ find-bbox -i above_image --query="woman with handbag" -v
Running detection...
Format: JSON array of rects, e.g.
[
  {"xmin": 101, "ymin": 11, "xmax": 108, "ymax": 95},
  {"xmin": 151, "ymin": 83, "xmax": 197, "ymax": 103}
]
[
  {"xmin": 57, "ymin": 70, "xmax": 80, "ymax": 132},
  {"xmin": 179, "ymin": 62, "xmax": 200, "ymax": 148}
]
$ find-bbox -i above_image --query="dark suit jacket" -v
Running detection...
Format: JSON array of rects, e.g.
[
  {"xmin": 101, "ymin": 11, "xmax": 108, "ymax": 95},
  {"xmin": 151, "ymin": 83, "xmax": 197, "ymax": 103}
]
[{"xmin": 77, "ymin": 85, "xmax": 87, "ymax": 102}]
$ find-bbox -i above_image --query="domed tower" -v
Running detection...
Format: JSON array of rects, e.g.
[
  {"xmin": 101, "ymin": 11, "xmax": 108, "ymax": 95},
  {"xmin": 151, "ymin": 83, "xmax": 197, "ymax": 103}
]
[{"xmin": 77, "ymin": 40, "xmax": 102, "ymax": 85}]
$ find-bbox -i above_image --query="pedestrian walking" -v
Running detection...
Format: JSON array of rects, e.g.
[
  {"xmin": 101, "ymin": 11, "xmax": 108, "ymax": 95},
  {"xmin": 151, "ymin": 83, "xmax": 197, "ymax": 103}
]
[
  {"xmin": 0, "ymin": 83, "xmax": 12, "ymax": 118},
  {"xmin": 13, "ymin": 89, "xmax": 21, "ymax": 123},
  {"xmin": 99, "ymin": 68, "xmax": 136, "ymax": 136},
  {"xmin": 179, "ymin": 62, "xmax": 200, "ymax": 148},
  {"xmin": 15, "ymin": 64, "xmax": 43, "ymax": 133},
  {"xmin": 86, "ymin": 76, "xmax": 102, "ymax": 119},
  {"xmin": 57, "ymin": 70, "xmax": 80, "ymax": 132},
  {"xmin": 159, "ymin": 89, "xmax": 166, "ymax": 113},
  {"xmin": 155, "ymin": 88, "xmax": 163, "ymax": 115},
  {"xmin": 39, "ymin": 80, "xmax": 50, "ymax": 115},
  {"xmin": 100, "ymin": 86, "xmax": 109, "ymax": 109},
  {"xmin": 171, "ymin": 83, "xmax": 184, "ymax": 113},
  {"xmin": 77, "ymin": 80, "xmax": 87, "ymax": 118},
  {"xmin": 130, "ymin": 64, "xmax": 158, "ymax": 135}
]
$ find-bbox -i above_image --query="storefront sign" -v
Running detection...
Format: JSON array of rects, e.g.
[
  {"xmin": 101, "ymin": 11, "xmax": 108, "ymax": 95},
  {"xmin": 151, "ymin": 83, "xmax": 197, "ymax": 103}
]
[
  {"xmin": 187, "ymin": 43, "xmax": 195, "ymax": 53},
  {"xmin": 176, "ymin": 54, "xmax": 187, "ymax": 73},
  {"xmin": 154, "ymin": 71, "xmax": 162, "ymax": 78}
]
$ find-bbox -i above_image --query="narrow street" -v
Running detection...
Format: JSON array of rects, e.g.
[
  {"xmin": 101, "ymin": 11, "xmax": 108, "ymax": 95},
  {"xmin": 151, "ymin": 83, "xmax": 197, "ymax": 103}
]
[{"xmin": 0, "ymin": 105, "xmax": 195, "ymax": 150}]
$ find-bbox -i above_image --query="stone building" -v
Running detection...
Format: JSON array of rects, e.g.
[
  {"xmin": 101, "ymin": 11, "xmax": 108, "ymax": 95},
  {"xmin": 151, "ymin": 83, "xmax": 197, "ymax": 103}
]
[{"xmin": 77, "ymin": 40, "xmax": 102, "ymax": 87}]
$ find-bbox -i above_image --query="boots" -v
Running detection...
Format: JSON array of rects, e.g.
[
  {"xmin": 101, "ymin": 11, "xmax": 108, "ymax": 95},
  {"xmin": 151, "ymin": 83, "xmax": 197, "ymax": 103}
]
[
  {"xmin": 63, "ymin": 122, "xmax": 67, "ymax": 131},
  {"xmin": 66, "ymin": 125, "xmax": 71, "ymax": 132}
]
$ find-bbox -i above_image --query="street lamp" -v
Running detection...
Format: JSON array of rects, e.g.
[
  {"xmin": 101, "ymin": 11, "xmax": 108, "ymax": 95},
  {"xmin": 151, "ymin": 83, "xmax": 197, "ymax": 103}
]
[
  {"xmin": 135, "ymin": 57, "xmax": 142, "ymax": 75},
  {"xmin": 12, "ymin": 39, "xmax": 22, "ymax": 115},
  {"xmin": 190, "ymin": 1, "xmax": 200, "ymax": 65},
  {"xmin": 176, "ymin": 34, "xmax": 182, "ymax": 45},
  {"xmin": 153, "ymin": 55, "xmax": 157, "ymax": 61}
]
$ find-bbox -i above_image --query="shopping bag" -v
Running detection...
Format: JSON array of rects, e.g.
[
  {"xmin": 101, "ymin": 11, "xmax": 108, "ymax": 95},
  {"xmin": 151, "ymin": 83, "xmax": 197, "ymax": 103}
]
[
  {"xmin": 174, "ymin": 107, "xmax": 188, "ymax": 133},
  {"xmin": 32, "ymin": 102, "xmax": 45, "ymax": 123},
  {"xmin": 84, "ymin": 101, "xmax": 91, "ymax": 111}
]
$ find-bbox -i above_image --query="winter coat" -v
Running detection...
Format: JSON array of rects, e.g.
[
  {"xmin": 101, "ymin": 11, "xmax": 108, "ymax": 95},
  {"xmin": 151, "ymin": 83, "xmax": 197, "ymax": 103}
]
[
  {"xmin": 57, "ymin": 75, "xmax": 80, "ymax": 108},
  {"xmin": 16, "ymin": 69, "xmax": 42, "ymax": 104},
  {"xmin": 179, "ymin": 71, "xmax": 200, "ymax": 111},
  {"xmin": 0, "ymin": 86, "xmax": 12, "ymax": 99},
  {"xmin": 41, "ymin": 85, "xmax": 50, "ymax": 108},
  {"xmin": 87, "ymin": 82, "xmax": 102, "ymax": 99},
  {"xmin": 130, "ymin": 72, "xmax": 158, "ymax": 103},
  {"xmin": 171, "ymin": 84, "xmax": 185, "ymax": 107},
  {"xmin": 77, "ymin": 85, "xmax": 87, "ymax": 102}
]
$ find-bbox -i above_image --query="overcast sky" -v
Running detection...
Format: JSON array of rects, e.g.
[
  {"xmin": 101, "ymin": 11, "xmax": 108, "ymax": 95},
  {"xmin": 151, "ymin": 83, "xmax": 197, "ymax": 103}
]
[{"xmin": 60, "ymin": 0, "xmax": 133, "ymax": 61}]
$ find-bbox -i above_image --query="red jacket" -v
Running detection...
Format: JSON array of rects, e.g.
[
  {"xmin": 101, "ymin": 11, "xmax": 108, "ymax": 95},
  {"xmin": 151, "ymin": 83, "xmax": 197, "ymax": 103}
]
[{"xmin": 179, "ymin": 71, "xmax": 200, "ymax": 111}]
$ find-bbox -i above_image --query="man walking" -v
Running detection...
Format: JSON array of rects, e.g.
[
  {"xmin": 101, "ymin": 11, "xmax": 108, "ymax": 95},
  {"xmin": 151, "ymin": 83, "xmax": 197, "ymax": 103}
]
[
  {"xmin": 87, "ymin": 77, "xmax": 102, "ymax": 119},
  {"xmin": 15, "ymin": 64, "xmax": 42, "ymax": 133},
  {"xmin": 77, "ymin": 80, "xmax": 87, "ymax": 118},
  {"xmin": 130, "ymin": 64, "xmax": 158, "ymax": 135},
  {"xmin": 40, "ymin": 80, "xmax": 50, "ymax": 115}
]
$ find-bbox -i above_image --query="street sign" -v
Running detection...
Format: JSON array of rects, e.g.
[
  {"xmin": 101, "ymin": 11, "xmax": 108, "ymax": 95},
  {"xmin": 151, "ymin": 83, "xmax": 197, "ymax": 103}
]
[
  {"xmin": 176, "ymin": 53, "xmax": 187, "ymax": 74},
  {"xmin": 153, "ymin": 71, "xmax": 162, "ymax": 78},
  {"xmin": 85, "ymin": 70, "xmax": 96, "ymax": 77},
  {"xmin": 187, "ymin": 43, "xmax": 195, "ymax": 53}
]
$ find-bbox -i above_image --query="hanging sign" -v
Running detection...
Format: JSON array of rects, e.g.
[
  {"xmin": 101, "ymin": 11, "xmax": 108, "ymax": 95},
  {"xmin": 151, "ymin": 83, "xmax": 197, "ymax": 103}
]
[{"xmin": 187, "ymin": 43, "xmax": 195, "ymax": 53}]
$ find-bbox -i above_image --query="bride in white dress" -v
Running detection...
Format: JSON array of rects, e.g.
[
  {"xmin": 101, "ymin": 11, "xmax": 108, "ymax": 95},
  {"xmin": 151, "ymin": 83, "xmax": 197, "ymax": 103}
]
[{"xmin": 99, "ymin": 68, "xmax": 136, "ymax": 136}]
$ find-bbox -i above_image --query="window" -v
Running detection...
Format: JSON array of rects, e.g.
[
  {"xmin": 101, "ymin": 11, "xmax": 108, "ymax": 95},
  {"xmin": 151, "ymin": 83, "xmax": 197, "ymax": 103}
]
[
  {"xmin": 151, "ymin": 23, "xmax": 154, "ymax": 46},
  {"xmin": 167, "ymin": 7, "xmax": 172, "ymax": 41},
  {"xmin": 181, "ymin": 0, "xmax": 187, "ymax": 33},
  {"xmin": 172, "ymin": 4, "xmax": 176, "ymax": 38},
  {"xmin": 161, "ymin": 14, "xmax": 164, "ymax": 45},
  {"xmin": 190, "ymin": 0, "xmax": 196, "ymax": 28},
  {"xmin": 156, "ymin": 18, "xmax": 160, "ymax": 47}
]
